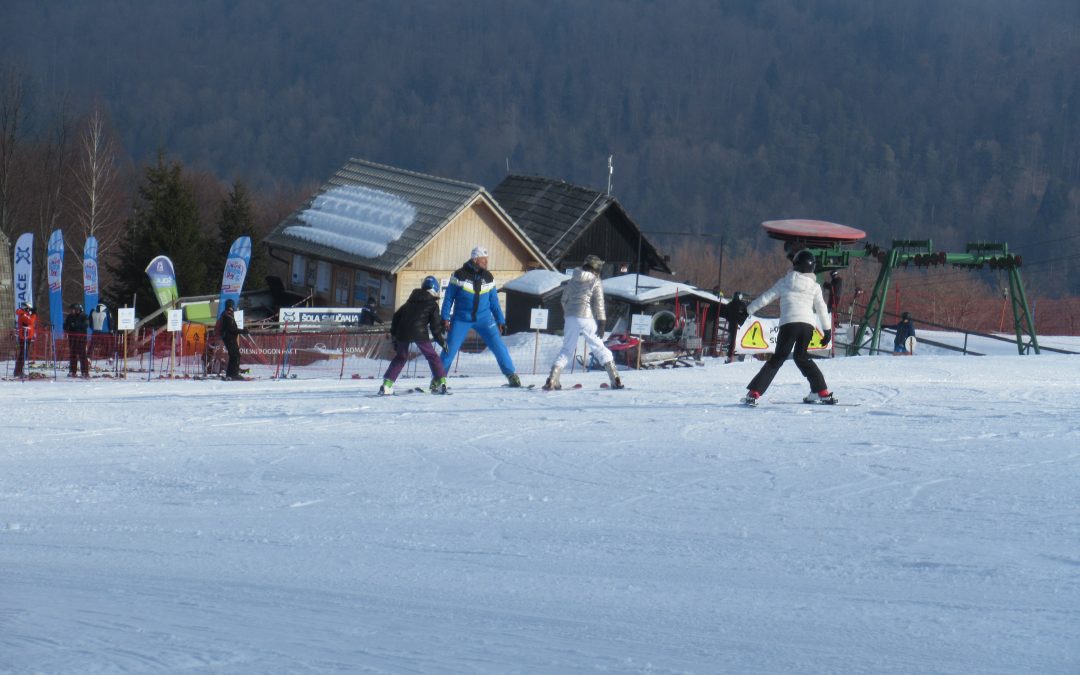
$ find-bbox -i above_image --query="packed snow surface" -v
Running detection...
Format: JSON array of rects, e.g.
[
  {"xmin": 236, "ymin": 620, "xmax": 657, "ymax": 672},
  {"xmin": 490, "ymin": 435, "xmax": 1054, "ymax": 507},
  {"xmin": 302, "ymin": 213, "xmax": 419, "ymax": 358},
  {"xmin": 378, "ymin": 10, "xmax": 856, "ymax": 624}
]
[{"xmin": 2, "ymin": 354, "xmax": 1079, "ymax": 673}]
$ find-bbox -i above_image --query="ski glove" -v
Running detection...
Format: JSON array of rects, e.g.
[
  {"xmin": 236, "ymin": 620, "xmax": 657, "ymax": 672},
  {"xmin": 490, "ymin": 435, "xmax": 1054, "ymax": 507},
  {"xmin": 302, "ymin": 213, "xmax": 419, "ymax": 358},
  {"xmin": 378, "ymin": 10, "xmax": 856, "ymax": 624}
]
[
  {"xmin": 498, "ymin": 323, "xmax": 507, "ymax": 335},
  {"xmin": 821, "ymin": 330, "xmax": 832, "ymax": 346},
  {"xmin": 442, "ymin": 319, "xmax": 451, "ymax": 332},
  {"xmin": 595, "ymin": 322, "xmax": 605, "ymax": 338}
]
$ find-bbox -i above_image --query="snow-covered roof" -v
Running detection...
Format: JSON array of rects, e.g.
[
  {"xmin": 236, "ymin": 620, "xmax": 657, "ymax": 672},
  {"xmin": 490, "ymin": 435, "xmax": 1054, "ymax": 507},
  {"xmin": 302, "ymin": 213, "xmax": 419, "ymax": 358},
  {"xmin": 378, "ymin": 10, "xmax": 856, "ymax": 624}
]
[
  {"xmin": 502, "ymin": 270, "xmax": 571, "ymax": 296},
  {"xmin": 282, "ymin": 185, "xmax": 417, "ymax": 259},
  {"xmin": 264, "ymin": 158, "xmax": 554, "ymax": 275},
  {"xmin": 602, "ymin": 274, "xmax": 721, "ymax": 304}
]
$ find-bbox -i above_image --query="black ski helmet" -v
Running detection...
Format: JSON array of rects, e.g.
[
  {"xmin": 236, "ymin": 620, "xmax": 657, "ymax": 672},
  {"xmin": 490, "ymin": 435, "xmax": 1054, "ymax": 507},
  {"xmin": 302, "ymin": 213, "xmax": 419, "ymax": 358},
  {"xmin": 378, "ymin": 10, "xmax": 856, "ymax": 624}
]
[
  {"xmin": 792, "ymin": 249, "xmax": 816, "ymax": 273},
  {"xmin": 901, "ymin": 311, "xmax": 911, "ymax": 320},
  {"xmin": 224, "ymin": 299, "xmax": 235, "ymax": 310}
]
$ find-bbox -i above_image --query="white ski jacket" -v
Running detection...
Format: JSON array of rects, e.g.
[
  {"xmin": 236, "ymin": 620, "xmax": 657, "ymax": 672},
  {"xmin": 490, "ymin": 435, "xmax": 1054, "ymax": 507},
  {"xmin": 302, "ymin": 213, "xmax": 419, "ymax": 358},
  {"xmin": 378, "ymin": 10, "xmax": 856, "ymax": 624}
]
[
  {"xmin": 746, "ymin": 271, "xmax": 831, "ymax": 330},
  {"xmin": 561, "ymin": 268, "xmax": 606, "ymax": 321}
]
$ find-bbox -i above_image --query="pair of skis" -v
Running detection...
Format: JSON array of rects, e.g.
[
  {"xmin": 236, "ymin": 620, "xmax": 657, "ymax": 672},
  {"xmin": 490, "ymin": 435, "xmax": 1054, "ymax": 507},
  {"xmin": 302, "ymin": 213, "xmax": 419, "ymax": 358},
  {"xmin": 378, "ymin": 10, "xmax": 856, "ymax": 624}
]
[
  {"xmin": 374, "ymin": 386, "xmax": 451, "ymax": 397},
  {"xmin": 742, "ymin": 397, "xmax": 857, "ymax": 407}
]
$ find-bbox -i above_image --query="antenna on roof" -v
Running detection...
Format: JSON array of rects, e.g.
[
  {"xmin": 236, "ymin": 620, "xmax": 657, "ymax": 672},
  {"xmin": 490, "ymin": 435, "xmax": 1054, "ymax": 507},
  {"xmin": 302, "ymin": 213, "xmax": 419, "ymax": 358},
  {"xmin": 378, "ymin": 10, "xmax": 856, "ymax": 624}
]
[{"xmin": 607, "ymin": 155, "xmax": 614, "ymax": 195}]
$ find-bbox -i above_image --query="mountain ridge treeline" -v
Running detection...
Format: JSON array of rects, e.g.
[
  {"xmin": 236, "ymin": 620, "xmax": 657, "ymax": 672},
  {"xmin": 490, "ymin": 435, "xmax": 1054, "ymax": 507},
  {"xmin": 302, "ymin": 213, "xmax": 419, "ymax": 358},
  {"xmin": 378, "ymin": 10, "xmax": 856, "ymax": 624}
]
[{"xmin": 3, "ymin": 0, "xmax": 1080, "ymax": 295}]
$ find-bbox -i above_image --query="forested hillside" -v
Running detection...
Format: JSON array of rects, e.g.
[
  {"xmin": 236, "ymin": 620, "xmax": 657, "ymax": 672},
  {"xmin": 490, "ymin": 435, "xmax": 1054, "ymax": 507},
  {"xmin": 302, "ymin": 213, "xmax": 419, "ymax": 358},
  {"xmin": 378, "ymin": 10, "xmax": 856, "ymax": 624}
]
[{"xmin": 3, "ymin": 0, "xmax": 1079, "ymax": 294}]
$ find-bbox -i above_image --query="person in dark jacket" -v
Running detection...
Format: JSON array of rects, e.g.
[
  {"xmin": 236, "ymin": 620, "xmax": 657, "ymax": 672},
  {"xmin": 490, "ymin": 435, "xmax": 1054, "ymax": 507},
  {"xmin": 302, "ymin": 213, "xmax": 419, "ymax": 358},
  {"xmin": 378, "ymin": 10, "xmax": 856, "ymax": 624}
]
[
  {"xmin": 380, "ymin": 276, "xmax": 448, "ymax": 395},
  {"xmin": 719, "ymin": 291, "xmax": 749, "ymax": 362},
  {"xmin": 63, "ymin": 303, "xmax": 91, "ymax": 378},
  {"xmin": 358, "ymin": 296, "xmax": 381, "ymax": 326},
  {"xmin": 218, "ymin": 299, "xmax": 249, "ymax": 380},
  {"xmin": 824, "ymin": 271, "xmax": 843, "ymax": 313},
  {"xmin": 887, "ymin": 311, "xmax": 917, "ymax": 354}
]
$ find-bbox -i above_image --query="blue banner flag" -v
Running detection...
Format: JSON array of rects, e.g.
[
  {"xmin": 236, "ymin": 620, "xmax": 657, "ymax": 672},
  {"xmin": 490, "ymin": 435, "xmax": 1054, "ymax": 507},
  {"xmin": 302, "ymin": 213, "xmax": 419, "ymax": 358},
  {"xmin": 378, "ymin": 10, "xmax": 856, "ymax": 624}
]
[
  {"xmin": 47, "ymin": 229, "xmax": 65, "ymax": 337},
  {"xmin": 83, "ymin": 236, "xmax": 99, "ymax": 315},
  {"xmin": 218, "ymin": 236, "xmax": 252, "ymax": 317}
]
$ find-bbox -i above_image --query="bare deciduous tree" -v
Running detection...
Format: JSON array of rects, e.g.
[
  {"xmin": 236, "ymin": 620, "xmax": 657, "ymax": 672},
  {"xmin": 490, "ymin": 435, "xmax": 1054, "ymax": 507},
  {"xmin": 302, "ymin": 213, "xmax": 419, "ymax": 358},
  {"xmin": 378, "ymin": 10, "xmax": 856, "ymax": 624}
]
[
  {"xmin": 0, "ymin": 62, "xmax": 29, "ymax": 241},
  {"xmin": 69, "ymin": 106, "xmax": 124, "ymax": 255}
]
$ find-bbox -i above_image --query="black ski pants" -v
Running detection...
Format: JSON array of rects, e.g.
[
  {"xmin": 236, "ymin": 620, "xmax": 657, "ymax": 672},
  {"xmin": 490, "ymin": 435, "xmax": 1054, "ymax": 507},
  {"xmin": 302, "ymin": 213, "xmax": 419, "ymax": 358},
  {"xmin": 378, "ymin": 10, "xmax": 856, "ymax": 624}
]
[
  {"xmin": 747, "ymin": 322, "xmax": 827, "ymax": 395},
  {"xmin": 225, "ymin": 335, "xmax": 241, "ymax": 378},
  {"xmin": 67, "ymin": 333, "xmax": 90, "ymax": 376}
]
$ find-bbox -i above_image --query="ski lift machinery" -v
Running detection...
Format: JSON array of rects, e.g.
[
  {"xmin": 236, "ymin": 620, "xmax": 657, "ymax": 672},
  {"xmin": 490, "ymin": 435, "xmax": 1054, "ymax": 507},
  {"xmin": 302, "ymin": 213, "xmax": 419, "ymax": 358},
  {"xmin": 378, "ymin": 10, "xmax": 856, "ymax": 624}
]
[{"xmin": 759, "ymin": 220, "xmax": 1039, "ymax": 356}]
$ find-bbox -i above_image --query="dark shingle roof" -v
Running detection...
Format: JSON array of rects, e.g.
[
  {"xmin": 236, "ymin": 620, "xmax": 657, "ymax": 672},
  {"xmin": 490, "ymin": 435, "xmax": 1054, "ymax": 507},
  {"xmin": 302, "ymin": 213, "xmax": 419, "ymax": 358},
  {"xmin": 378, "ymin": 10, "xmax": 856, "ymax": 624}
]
[
  {"xmin": 265, "ymin": 158, "xmax": 548, "ymax": 274},
  {"xmin": 491, "ymin": 175, "xmax": 615, "ymax": 263},
  {"xmin": 492, "ymin": 174, "xmax": 671, "ymax": 273}
]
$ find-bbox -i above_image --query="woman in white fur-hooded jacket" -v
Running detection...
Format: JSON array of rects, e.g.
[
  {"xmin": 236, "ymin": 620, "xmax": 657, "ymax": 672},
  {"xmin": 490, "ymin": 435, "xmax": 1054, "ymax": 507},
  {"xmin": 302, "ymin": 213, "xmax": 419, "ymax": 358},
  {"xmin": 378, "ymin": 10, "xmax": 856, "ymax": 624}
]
[
  {"xmin": 543, "ymin": 255, "xmax": 624, "ymax": 390},
  {"xmin": 742, "ymin": 250, "xmax": 836, "ymax": 405}
]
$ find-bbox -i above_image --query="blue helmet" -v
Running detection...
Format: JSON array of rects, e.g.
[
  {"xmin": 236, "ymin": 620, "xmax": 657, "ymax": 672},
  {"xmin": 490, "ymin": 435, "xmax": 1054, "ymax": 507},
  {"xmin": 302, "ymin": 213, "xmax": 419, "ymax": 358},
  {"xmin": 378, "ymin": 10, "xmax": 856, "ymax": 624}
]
[{"xmin": 422, "ymin": 275, "xmax": 440, "ymax": 296}]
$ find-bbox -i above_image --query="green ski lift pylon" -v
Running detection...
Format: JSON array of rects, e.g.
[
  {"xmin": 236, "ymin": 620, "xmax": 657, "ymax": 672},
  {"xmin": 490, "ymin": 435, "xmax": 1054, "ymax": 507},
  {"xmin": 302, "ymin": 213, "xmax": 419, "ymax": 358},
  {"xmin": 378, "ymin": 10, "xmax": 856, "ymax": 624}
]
[{"xmin": 845, "ymin": 240, "xmax": 1038, "ymax": 356}]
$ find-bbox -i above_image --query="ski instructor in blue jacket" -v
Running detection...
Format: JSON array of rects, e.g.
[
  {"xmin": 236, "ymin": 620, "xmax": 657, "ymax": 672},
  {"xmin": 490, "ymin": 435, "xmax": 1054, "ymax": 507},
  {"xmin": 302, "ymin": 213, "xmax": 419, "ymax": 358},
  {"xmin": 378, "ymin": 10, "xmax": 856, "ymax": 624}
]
[{"xmin": 439, "ymin": 246, "xmax": 522, "ymax": 387}]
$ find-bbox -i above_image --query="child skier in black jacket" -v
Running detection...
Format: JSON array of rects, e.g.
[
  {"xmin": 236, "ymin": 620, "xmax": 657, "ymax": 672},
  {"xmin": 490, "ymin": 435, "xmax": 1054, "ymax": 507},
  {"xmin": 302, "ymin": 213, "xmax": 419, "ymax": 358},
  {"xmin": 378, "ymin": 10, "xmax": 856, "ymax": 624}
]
[{"xmin": 380, "ymin": 276, "xmax": 448, "ymax": 395}]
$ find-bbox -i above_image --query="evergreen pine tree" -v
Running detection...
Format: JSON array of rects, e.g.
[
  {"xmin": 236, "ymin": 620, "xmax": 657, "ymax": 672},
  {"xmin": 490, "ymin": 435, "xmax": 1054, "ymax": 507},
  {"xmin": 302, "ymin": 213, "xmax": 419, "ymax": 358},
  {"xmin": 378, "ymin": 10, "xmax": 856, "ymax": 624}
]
[
  {"xmin": 107, "ymin": 152, "xmax": 209, "ymax": 318},
  {"xmin": 215, "ymin": 180, "xmax": 266, "ymax": 292}
]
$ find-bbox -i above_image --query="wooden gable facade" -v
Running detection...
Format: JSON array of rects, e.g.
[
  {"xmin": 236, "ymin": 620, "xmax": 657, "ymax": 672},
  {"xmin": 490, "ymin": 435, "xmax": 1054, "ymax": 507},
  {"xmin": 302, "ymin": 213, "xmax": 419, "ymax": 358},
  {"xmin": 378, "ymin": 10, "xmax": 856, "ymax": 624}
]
[{"xmin": 492, "ymin": 175, "xmax": 672, "ymax": 277}]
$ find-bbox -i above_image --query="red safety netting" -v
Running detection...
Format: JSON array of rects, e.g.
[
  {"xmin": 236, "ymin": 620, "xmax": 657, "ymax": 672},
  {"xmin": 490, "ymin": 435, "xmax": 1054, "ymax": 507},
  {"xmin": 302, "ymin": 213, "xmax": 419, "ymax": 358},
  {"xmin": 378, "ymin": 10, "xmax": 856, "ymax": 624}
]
[{"xmin": 3, "ymin": 327, "xmax": 717, "ymax": 381}]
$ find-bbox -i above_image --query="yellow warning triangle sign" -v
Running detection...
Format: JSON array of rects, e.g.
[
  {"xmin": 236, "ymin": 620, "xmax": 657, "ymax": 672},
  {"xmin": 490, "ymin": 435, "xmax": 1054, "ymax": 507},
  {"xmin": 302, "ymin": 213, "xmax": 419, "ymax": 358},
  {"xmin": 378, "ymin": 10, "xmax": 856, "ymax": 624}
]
[{"xmin": 741, "ymin": 321, "xmax": 769, "ymax": 349}]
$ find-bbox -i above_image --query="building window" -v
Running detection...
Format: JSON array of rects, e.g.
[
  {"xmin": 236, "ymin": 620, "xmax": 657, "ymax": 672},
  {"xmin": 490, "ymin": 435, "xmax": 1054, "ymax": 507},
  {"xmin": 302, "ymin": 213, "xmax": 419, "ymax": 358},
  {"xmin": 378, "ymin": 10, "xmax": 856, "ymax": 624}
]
[
  {"xmin": 334, "ymin": 268, "xmax": 351, "ymax": 305},
  {"xmin": 353, "ymin": 270, "xmax": 370, "ymax": 304},
  {"xmin": 291, "ymin": 254, "xmax": 306, "ymax": 285}
]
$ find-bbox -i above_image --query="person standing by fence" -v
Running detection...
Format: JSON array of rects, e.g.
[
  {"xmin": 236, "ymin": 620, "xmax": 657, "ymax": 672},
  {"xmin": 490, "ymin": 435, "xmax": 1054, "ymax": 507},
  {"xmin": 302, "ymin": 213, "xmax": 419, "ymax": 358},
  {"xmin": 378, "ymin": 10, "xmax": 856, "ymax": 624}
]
[
  {"xmin": 89, "ymin": 303, "xmax": 112, "ymax": 359},
  {"xmin": 14, "ymin": 301, "xmax": 37, "ymax": 378},
  {"xmin": 64, "ymin": 303, "xmax": 91, "ymax": 378},
  {"xmin": 217, "ymin": 299, "xmax": 249, "ymax": 380}
]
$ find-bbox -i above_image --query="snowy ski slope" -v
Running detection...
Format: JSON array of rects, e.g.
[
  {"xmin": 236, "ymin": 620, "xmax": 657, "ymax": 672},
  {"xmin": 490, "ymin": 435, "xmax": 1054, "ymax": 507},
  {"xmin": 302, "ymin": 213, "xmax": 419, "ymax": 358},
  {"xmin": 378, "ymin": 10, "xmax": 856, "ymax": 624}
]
[{"xmin": 2, "ymin": 351, "xmax": 1078, "ymax": 672}]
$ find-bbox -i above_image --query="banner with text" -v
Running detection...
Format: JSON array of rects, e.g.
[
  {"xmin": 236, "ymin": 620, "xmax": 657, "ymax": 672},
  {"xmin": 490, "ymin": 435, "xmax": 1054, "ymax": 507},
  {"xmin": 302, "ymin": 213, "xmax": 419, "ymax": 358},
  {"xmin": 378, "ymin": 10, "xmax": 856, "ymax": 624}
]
[
  {"xmin": 278, "ymin": 307, "xmax": 373, "ymax": 328},
  {"xmin": 83, "ymin": 236, "xmax": 99, "ymax": 314},
  {"xmin": 145, "ymin": 255, "xmax": 179, "ymax": 311},
  {"xmin": 735, "ymin": 317, "xmax": 830, "ymax": 355},
  {"xmin": 13, "ymin": 232, "xmax": 33, "ymax": 311},
  {"xmin": 218, "ymin": 235, "xmax": 252, "ymax": 316},
  {"xmin": 47, "ymin": 229, "xmax": 65, "ymax": 336}
]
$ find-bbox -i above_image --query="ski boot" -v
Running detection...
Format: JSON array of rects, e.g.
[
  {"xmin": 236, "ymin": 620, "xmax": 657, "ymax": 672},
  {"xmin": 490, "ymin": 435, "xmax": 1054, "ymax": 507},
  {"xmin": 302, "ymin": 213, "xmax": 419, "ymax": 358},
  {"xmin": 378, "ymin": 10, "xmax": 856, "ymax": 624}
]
[
  {"xmin": 603, "ymin": 361, "xmax": 624, "ymax": 389},
  {"xmin": 742, "ymin": 390, "xmax": 761, "ymax": 407},
  {"xmin": 542, "ymin": 365, "xmax": 562, "ymax": 391},
  {"xmin": 378, "ymin": 379, "xmax": 394, "ymax": 395},
  {"xmin": 506, "ymin": 373, "xmax": 522, "ymax": 388},
  {"xmin": 803, "ymin": 390, "xmax": 837, "ymax": 405},
  {"xmin": 430, "ymin": 376, "xmax": 448, "ymax": 395}
]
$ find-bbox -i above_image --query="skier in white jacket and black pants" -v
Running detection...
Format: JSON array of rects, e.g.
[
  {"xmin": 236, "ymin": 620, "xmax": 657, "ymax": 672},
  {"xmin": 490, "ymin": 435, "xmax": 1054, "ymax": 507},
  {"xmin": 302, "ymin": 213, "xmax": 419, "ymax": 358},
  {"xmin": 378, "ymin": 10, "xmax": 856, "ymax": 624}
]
[
  {"xmin": 743, "ymin": 249, "xmax": 835, "ymax": 405},
  {"xmin": 544, "ymin": 254, "xmax": 624, "ymax": 390}
]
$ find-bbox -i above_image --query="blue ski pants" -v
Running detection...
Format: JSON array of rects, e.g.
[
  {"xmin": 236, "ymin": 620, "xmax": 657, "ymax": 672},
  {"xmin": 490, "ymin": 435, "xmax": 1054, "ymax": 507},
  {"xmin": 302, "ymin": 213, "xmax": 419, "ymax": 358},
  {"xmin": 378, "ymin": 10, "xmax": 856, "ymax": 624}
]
[{"xmin": 440, "ymin": 318, "xmax": 516, "ymax": 376}]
